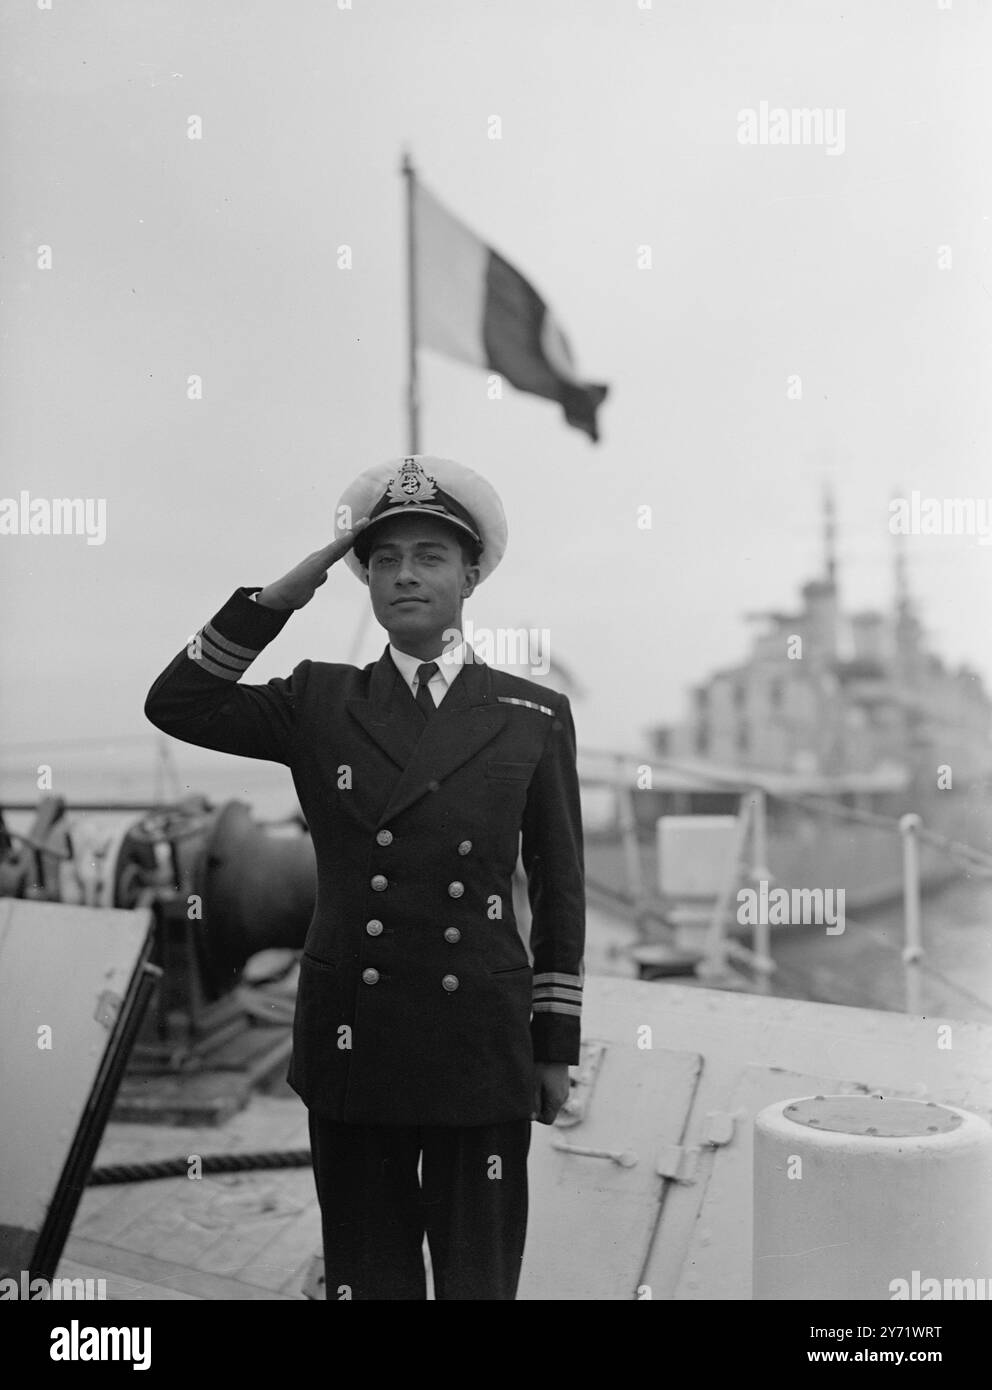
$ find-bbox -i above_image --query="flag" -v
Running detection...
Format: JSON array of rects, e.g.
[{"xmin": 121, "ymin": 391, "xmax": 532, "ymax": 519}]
[{"xmin": 413, "ymin": 179, "xmax": 609, "ymax": 441}]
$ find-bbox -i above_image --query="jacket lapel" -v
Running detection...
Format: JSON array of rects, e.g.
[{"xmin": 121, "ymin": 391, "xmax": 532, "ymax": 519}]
[
  {"xmin": 345, "ymin": 647, "xmax": 423, "ymax": 773},
  {"xmin": 346, "ymin": 645, "xmax": 509, "ymax": 829}
]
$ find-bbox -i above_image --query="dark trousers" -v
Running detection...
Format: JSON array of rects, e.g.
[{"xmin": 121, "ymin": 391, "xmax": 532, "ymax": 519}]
[{"xmin": 307, "ymin": 1112, "xmax": 531, "ymax": 1300}]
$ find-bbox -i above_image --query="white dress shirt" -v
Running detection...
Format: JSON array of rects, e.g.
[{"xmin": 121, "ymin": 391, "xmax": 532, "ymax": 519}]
[{"xmin": 389, "ymin": 640, "xmax": 466, "ymax": 708}]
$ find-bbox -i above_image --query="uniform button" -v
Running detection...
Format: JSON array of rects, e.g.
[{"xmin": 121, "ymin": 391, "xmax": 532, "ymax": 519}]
[
  {"xmin": 366, "ymin": 919, "xmax": 383, "ymax": 937},
  {"xmin": 370, "ymin": 874, "xmax": 388, "ymax": 892},
  {"xmin": 457, "ymin": 840, "xmax": 472, "ymax": 856},
  {"xmin": 376, "ymin": 829, "xmax": 393, "ymax": 846},
  {"xmin": 362, "ymin": 967, "xmax": 380, "ymax": 985},
  {"xmin": 447, "ymin": 881, "xmax": 464, "ymax": 899},
  {"xmin": 444, "ymin": 927, "xmax": 461, "ymax": 944},
  {"xmin": 441, "ymin": 974, "xmax": 460, "ymax": 992}
]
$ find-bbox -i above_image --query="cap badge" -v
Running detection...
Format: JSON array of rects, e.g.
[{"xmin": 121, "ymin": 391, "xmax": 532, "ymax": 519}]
[{"xmin": 387, "ymin": 457, "xmax": 438, "ymax": 505}]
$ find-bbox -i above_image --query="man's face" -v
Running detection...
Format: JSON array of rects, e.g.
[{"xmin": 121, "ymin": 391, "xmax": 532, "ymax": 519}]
[{"xmin": 364, "ymin": 516, "xmax": 479, "ymax": 653}]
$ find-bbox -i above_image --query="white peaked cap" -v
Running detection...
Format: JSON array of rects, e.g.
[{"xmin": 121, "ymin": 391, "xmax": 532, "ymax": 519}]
[{"xmin": 337, "ymin": 454, "xmax": 508, "ymax": 583}]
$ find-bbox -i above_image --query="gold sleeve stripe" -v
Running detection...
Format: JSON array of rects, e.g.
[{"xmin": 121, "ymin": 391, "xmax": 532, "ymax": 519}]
[
  {"xmin": 186, "ymin": 627, "xmax": 256, "ymax": 680},
  {"xmin": 195, "ymin": 651, "xmax": 246, "ymax": 681},
  {"xmin": 191, "ymin": 633, "xmax": 253, "ymax": 674},
  {"xmin": 532, "ymin": 1000, "xmax": 582, "ymax": 1017},
  {"xmin": 203, "ymin": 622, "xmax": 261, "ymax": 660},
  {"xmin": 534, "ymin": 971, "xmax": 583, "ymax": 987}
]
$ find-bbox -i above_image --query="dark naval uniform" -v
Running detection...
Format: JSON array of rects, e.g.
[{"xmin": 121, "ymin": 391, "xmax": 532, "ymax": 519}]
[{"xmin": 144, "ymin": 583, "xmax": 585, "ymax": 1299}]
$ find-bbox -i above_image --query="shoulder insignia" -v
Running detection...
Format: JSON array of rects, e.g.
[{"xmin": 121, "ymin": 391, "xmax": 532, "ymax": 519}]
[{"xmin": 497, "ymin": 696, "xmax": 555, "ymax": 717}]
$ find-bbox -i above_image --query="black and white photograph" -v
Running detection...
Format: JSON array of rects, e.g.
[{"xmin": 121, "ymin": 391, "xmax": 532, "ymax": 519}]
[{"xmin": 1, "ymin": 0, "xmax": 991, "ymax": 1344}]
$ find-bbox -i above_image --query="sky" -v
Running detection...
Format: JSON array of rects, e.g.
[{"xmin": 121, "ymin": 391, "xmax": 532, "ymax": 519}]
[{"xmin": 2, "ymin": 0, "xmax": 990, "ymax": 807}]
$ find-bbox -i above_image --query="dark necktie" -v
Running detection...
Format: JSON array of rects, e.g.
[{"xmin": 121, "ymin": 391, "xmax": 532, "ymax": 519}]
[{"xmin": 415, "ymin": 661, "xmax": 440, "ymax": 719}]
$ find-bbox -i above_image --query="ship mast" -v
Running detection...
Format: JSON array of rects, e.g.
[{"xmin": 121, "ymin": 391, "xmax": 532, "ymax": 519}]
[
  {"xmin": 823, "ymin": 482, "xmax": 837, "ymax": 591},
  {"xmin": 890, "ymin": 484, "xmax": 926, "ymax": 767},
  {"xmin": 891, "ymin": 483, "xmax": 920, "ymax": 670}
]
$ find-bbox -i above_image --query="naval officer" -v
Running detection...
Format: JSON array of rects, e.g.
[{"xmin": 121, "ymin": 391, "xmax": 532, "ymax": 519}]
[{"xmin": 144, "ymin": 455, "xmax": 586, "ymax": 1300}]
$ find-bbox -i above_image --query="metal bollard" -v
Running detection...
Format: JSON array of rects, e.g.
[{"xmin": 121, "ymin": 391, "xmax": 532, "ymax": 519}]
[{"xmin": 753, "ymin": 1094, "xmax": 992, "ymax": 1300}]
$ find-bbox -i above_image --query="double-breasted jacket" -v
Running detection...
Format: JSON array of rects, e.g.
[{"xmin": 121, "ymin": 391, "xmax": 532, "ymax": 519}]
[{"xmin": 144, "ymin": 587, "xmax": 586, "ymax": 1126}]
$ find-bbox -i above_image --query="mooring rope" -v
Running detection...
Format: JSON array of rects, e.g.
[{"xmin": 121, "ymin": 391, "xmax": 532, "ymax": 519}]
[{"xmin": 87, "ymin": 1149, "xmax": 312, "ymax": 1185}]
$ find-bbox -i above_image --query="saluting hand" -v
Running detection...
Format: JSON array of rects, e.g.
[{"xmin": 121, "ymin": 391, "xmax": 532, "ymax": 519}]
[
  {"xmin": 532, "ymin": 1062, "xmax": 570, "ymax": 1125},
  {"xmin": 254, "ymin": 518, "xmax": 370, "ymax": 610}
]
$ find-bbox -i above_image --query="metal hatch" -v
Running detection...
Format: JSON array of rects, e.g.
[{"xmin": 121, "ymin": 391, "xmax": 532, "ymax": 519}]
[
  {"xmin": 518, "ymin": 1040, "xmax": 702, "ymax": 1300},
  {"xmin": 671, "ymin": 1066, "xmax": 893, "ymax": 1300}
]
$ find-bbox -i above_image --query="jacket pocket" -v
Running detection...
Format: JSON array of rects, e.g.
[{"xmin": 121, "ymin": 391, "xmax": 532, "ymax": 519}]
[
  {"xmin": 486, "ymin": 761, "xmax": 535, "ymax": 781},
  {"xmin": 301, "ymin": 950, "xmax": 340, "ymax": 973},
  {"xmin": 490, "ymin": 961, "xmax": 532, "ymax": 977}
]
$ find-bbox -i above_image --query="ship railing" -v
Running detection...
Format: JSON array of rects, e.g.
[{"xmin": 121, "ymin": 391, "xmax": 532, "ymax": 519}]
[
  {"xmin": 744, "ymin": 784, "xmax": 992, "ymax": 880},
  {"xmin": 580, "ymin": 748, "xmax": 992, "ymax": 1012},
  {"xmin": 694, "ymin": 787, "xmax": 776, "ymax": 991},
  {"xmin": 583, "ymin": 747, "xmax": 992, "ymax": 874}
]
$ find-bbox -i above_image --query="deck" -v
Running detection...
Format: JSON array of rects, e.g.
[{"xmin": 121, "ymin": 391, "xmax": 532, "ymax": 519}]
[
  {"xmin": 51, "ymin": 974, "xmax": 992, "ymax": 1302},
  {"xmin": 59, "ymin": 1094, "xmax": 317, "ymax": 1301}
]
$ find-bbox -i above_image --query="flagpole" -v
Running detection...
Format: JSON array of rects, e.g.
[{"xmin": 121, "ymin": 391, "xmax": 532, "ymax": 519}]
[
  {"xmin": 401, "ymin": 149, "xmax": 420, "ymax": 453},
  {"xmin": 347, "ymin": 154, "xmax": 419, "ymax": 669}
]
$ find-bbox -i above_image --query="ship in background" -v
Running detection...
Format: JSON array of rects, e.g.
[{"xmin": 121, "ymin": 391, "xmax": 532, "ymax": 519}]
[{"xmin": 605, "ymin": 491, "xmax": 992, "ymax": 914}]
